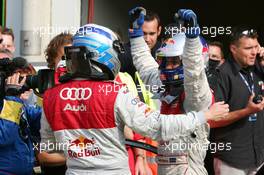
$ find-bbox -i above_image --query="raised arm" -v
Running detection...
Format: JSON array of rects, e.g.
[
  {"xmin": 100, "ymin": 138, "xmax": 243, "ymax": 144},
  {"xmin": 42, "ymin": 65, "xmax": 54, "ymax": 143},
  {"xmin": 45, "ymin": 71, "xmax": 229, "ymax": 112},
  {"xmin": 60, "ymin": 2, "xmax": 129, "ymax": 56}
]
[
  {"xmin": 177, "ymin": 9, "xmax": 212, "ymax": 112},
  {"xmin": 129, "ymin": 7, "xmax": 162, "ymax": 93}
]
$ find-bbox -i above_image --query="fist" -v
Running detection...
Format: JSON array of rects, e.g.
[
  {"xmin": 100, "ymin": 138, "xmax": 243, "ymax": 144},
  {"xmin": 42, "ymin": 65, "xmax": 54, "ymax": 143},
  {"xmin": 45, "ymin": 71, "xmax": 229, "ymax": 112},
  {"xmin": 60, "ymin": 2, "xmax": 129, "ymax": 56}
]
[{"xmin": 128, "ymin": 7, "xmax": 146, "ymax": 38}]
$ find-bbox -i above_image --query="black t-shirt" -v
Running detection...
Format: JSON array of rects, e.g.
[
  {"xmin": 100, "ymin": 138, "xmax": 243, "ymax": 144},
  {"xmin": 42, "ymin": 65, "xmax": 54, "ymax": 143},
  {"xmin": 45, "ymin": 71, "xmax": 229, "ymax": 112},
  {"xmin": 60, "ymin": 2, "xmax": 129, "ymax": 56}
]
[
  {"xmin": 119, "ymin": 41, "xmax": 161, "ymax": 80},
  {"xmin": 211, "ymin": 57, "xmax": 264, "ymax": 169}
]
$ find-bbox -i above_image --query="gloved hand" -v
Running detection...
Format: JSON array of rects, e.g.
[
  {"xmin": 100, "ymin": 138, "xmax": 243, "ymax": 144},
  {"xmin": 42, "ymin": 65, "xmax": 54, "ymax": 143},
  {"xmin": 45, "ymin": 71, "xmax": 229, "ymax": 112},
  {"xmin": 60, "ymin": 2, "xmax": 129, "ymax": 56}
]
[
  {"xmin": 128, "ymin": 7, "xmax": 146, "ymax": 38},
  {"xmin": 177, "ymin": 9, "xmax": 200, "ymax": 38}
]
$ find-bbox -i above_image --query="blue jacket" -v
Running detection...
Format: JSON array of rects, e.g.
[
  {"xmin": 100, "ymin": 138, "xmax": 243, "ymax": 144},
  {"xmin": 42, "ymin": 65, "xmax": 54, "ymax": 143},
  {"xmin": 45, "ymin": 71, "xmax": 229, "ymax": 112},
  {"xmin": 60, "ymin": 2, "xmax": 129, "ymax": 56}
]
[{"xmin": 0, "ymin": 96, "xmax": 42, "ymax": 175}]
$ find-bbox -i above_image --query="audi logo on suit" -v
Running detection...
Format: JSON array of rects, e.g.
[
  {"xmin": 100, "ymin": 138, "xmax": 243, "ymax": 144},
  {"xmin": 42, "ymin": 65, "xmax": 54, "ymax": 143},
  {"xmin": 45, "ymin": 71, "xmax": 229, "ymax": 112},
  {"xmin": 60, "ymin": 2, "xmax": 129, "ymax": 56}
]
[{"xmin": 60, "ymin": 88, "xmax": 92, "ymax": 100}]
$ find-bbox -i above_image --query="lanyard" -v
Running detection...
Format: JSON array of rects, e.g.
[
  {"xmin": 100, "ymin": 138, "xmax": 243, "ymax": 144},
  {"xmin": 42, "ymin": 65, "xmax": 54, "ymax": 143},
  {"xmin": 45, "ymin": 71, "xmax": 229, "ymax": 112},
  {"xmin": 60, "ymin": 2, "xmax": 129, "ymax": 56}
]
[
  {"xmin": 239, "ymin": 72, "xmax": 254, "ymax": 94},
  {"xmin": 239, "ymin": 71, "xmax": 257, "ymax": 122}
]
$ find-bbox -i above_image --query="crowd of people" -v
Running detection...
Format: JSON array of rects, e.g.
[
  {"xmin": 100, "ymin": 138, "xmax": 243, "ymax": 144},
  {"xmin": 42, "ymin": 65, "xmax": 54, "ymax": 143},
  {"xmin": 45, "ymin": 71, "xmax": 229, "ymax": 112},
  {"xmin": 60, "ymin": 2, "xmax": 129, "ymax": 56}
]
[{"xmin": 0, "ymin": 6, "xmax": 264, "ymax": 175}]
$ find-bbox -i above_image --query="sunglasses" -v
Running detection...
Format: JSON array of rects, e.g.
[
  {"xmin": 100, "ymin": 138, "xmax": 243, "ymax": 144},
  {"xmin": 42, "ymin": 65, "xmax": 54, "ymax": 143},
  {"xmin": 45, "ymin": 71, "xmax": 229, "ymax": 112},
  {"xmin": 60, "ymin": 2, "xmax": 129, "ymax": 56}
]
[
  {"xmin": 240, "ymin": 29, "xmax": 257, "ymax": 36},
  {"xmin": 230, "ymin": 28, "xmax": 258, "ymax": 44},
  {"xmin": 232, "ymin": 29, "xmax": 258, "ymax": 38}
]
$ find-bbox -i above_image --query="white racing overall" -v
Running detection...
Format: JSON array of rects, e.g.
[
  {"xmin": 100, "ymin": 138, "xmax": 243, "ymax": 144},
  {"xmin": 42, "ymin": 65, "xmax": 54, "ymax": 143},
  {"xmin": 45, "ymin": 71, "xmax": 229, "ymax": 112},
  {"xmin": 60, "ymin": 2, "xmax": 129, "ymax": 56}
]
[{"xmin": 130, "ymin": 36, "xmax": 212, "ymax": 174}]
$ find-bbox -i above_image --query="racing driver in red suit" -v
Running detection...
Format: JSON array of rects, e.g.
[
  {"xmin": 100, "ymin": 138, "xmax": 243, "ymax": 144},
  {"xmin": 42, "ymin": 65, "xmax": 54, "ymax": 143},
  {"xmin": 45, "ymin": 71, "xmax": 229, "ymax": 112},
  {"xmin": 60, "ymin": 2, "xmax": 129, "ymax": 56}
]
[{"xmin": 39, "ymin": 23, "xmax": 229, "ymax": 175}]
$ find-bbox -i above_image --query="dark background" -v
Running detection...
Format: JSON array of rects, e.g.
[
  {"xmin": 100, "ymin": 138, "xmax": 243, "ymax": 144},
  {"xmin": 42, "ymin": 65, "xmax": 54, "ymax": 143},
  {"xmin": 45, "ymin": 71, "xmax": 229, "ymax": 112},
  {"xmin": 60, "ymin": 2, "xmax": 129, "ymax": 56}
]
[
  {"xmin": 130, "ymin": 0, "xmax": 264, "ymax": 56},
  {"xmin": 2, "ymin": 0, "xmax": 263, "ymax": 56}
]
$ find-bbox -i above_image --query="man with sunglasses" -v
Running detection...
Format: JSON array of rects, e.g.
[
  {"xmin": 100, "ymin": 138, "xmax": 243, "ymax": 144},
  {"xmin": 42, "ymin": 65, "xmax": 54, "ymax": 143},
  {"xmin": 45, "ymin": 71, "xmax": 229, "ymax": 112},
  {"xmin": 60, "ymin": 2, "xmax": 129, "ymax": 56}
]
[{"xmin": 210, "ymin": 27, "xmax": 264, "ymax": 175}]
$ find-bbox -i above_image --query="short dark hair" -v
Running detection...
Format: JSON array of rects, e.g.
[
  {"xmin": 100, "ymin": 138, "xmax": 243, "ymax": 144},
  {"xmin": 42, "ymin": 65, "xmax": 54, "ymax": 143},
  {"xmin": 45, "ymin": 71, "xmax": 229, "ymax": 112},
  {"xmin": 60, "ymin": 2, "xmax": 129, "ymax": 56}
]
[
  {"xmin": 230, "ymin": 26, "xmax": 258, "ymax": 45},
  {"xmin": 1, "ymin": 27, "xmax": 14, "ymax": 41},
  {"xmin": 208, "ymin": 41, "xmax": 224, "ymax": 58},
  {"xmin": 144, "ymin": 10, "xmax": 161, "ymax": 28}
]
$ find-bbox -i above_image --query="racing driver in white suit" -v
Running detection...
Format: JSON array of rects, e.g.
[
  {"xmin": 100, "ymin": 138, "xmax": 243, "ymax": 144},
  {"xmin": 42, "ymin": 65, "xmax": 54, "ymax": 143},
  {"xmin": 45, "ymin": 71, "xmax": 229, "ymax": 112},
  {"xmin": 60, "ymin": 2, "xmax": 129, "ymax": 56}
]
[{"xmin": 129, "ymin": 8, "xmax": 215, "ymax": 174}]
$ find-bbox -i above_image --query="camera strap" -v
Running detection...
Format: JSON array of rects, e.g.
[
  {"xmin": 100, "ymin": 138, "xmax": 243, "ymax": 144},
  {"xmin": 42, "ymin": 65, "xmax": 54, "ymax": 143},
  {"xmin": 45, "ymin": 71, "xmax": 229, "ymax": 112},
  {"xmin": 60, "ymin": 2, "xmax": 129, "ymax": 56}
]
[{"xmin": 239, "ymin": 71, "xmax": 257, "ymax": 122}]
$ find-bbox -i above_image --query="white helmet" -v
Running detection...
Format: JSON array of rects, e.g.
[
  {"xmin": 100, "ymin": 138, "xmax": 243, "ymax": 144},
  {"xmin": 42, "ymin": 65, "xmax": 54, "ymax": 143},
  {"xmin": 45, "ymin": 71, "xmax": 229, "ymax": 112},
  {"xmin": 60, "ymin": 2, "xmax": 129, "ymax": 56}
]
[
  {"xmin": 65, "ymin": 24, "xmax": 123, "ymax": 80},
  {"xmin": 156, "ymin": 32, "xmax": 208, "ymax": 85}
]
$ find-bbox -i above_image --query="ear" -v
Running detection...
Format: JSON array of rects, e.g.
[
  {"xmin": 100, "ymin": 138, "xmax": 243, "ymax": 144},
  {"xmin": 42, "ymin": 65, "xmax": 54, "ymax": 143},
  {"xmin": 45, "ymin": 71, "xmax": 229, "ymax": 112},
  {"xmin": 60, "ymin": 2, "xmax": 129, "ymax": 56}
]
[
  {"xmin": 230, "ymin": 44, "xmax": 236, "ymax": 55},
  {"xmin": 157, "ymin": 26, "xmax": 162, "ymax": 36}
]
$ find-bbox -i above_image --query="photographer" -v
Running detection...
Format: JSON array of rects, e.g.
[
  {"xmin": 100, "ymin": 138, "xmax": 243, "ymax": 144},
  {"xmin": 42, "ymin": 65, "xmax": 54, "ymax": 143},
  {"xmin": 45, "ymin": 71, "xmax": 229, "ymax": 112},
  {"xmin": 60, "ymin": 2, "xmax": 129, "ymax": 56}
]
[
  {"xmin": 38, "ymin": 32, "xmax": 72, "ymax": 175},
  {"xmin": 0, "ymin": 72, "xmax": 41, "ymax": 175},
  {"xmin": 210, "ymin": 27, "xmax": 264, "ymax": 175}
]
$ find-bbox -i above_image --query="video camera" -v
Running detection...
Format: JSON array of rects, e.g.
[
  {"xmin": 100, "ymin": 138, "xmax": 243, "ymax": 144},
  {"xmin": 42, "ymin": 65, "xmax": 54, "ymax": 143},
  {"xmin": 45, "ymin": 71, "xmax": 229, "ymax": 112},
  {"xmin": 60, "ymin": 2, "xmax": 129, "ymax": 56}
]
[{"xmin": 0, "ymin": 58, "xmax": 55, "ymax": 101}]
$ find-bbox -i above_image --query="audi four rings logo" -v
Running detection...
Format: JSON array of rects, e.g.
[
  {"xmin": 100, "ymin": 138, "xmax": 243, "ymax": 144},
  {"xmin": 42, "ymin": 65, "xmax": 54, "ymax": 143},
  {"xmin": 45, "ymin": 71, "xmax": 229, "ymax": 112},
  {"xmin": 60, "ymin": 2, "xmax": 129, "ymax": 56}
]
[{"xmin": 60, "ymin": 88, "xmax": 92, "ymax": 100}]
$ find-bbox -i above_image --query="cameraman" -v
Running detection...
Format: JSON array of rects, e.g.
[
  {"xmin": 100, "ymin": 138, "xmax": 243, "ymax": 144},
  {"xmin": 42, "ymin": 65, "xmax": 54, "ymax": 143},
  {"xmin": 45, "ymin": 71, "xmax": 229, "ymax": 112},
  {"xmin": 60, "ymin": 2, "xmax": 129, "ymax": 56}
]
[{"xmin": 0, "ymin": 72, "xmax": 42, "ymax": 175}]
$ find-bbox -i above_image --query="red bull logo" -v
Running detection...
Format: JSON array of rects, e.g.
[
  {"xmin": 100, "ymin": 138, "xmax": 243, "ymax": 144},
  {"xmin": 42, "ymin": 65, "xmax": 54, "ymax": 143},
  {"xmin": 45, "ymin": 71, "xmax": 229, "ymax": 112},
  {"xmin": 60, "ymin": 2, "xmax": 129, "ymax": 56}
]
[
  {"xmin": 68, "ymin": 136, "xmax": 101, "ymax": 158},
  {"xmin": 69, "ymin": 136, "xmax": 96, "ymax": 148}
]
